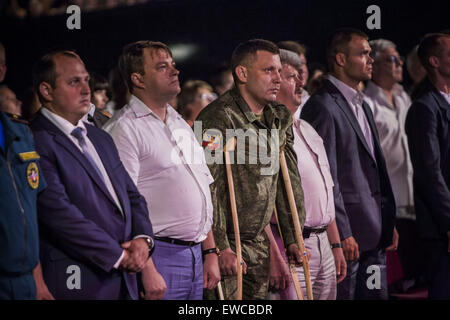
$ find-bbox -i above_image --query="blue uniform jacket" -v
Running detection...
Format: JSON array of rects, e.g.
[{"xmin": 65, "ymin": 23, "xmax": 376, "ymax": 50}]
[{"xmin": 0, "ymin": 111, "xmax": 46, "ymax": 275}]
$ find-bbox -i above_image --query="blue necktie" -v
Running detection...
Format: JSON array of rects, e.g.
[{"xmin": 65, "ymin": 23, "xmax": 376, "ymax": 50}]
[{"xmin": 71, "ymin": 127, "xmax": 104, "ymax": 182}]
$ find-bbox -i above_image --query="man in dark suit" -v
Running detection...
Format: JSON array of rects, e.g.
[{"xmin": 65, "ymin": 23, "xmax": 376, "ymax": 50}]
[
  {"xmin": 30, "ymin": 50, "xmax": 166, "ymax": 299},
  {"xmin": 405, "ymin": 33, "xmax": 450, "ymax": 300},
  {"xmin": 301, "ymin": 28, "xmax": 397, "ymax": 300}
]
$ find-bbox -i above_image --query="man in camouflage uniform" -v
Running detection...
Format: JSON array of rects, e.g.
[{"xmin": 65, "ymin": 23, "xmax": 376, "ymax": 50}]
[{"xmin": 197, "ymin": 39, "xmax": 306, "ymax": 300}]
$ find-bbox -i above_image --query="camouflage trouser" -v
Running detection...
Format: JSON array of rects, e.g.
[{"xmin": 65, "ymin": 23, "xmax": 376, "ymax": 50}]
[{"xmin": 219, "ymin": 232, "xmax": 270, "ymax": 300}]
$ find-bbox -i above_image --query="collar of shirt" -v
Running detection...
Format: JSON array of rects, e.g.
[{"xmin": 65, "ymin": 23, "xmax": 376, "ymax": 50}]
[
  {"xmin": 80, "ymin": 103, "xmax": 96, "ymax": 123},
  {"xmin": 365, "ymin": 81, "xmax": 405, "ymax": 109},
  {"xmin": 328, "ymin": 74, "xmax": 364, "ymax": 108},
  {"xmin": 88, "ymin": 103, "xmax": 96, "ymax": 117},
  {"xmin": 229, "ymin": 86, "xmax": 279, "ymax": 127},
  {"xmin": 439, "ymin": 91, "xmax": 450, "ymax": 106},
  {"xmin": 128, "ymin": 94, "xmax": 179, "ymax": 124},
  {"xmin": 40, "ymin": 107, "xmax": 87, "ymax": 138},
  {"xmin": 293, "ymin": 106, "xmax": 302, "ymax": 120}
]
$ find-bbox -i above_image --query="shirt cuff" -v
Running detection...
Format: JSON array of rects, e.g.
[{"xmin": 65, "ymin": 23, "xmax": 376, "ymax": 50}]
[
  {"xmin": 113, "ymin": 250, "xmax": 125, "ymax": 269},
  {"xmin": 113, "ymin": 236, "xmax": 151, "ymax": 269}
]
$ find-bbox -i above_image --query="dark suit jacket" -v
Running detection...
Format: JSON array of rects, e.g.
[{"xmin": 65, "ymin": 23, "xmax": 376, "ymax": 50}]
[
  {"xmin": 30, "ymin": 111, "xmax": 153, "ymax": 300},
  {"xmin": 301, "ymin": 79, "xmax": 396, "ymax": 252},
  {"xmin": 405, "ymin": 79, "xmax": 450, "ymax": 241}
]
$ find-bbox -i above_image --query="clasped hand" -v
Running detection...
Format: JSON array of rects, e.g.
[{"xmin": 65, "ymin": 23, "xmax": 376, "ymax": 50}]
[{"xmin": 119, "ymin": 238, "xmax": 149, "ymax": 274}]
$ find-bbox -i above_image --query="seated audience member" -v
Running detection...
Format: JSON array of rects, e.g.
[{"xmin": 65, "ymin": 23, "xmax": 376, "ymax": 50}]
[
  {"xmin": 105, "ymin": 66, "xmax": 130, "ymax": 115},
  {"xmin": 306, "ymin": 62, "xmax": 326, "ymax": 94},
  {"xmin": 406, "ymin": 45, "xmax": 427, "ymax": 99},
  {"xmin": 0, "ymin": 85, "xmax": 22, "ymax": 118},
  {"xmin": 210, "ymin": 65, "xmax": 234, "ymax": 96},
  {"xmin": 21, "ymin": 88, "xmax": 42, "ymax": 121},
  {"xmin": 87, "ymin": 72, "xmax": 112, "ymax": 128},
  {"xmin": 177, "ymin": 80, "xmax": 217, "ymax": 127},
  {"xmin": 307, "ymin": 74, "xmax": 328, "ymax": 96}
]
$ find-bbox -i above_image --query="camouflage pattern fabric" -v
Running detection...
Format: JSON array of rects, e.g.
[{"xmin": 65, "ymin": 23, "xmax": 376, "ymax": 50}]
[{"xmin": 197, "ymin": 87, "xmax": 306, "ymax": 299}]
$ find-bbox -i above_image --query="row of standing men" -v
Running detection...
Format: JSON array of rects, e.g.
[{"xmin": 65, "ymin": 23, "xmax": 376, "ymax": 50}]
[{"xmin": 0, "ymin": 28, "xmax": 449, "ymax": 300}]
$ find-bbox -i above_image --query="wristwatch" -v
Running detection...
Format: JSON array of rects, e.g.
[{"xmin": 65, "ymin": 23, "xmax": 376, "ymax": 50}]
[
  {"xmin": 330, "ymin": 242, "xmax": 342, "ymax": 249},
  {"xmin": 202, "ymin": 247, "xmax": 220, "ymax": 257},
  {"xmin": 145, "ymin": 237, "xmax": 155, "ymax": 258}
]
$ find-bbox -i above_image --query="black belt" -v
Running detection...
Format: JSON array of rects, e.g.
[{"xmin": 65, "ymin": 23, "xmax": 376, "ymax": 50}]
[
  {"xmin": 302, "ymin": 226, "xmax": 328, "ymax": 239},
  {"xmin": 154, "ymin": 236, "xmax": 200, "ymax": 247}
]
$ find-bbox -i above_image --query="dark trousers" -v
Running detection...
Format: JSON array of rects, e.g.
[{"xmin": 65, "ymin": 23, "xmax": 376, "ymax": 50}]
[
  {"xmin": 423, "ymin": 240, "xmax": 450, "ymax": 300},
  {"xmin": 337, "ymin": 248, "xmax": 388, "ymax": 300},
  {"xmin": 0, "ymin": 272, "xmax": 36, "ymax": 300}
]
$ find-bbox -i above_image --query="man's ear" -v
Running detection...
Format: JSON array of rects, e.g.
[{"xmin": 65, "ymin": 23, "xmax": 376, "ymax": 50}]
[
  {"xmin": 131, "ymin": 72, "xmax": 145, "ymax": 90},
  {"xmin": 38, "ymin": 82, "xmax": 53, "ymax": 102},
  {"xmin": 335, "ymin": 53, "xmax": 346, "ymax": 68},
  {"xmin": 234, "ymin": 65, "xmax": 248, "ymax": 83},
  {"xmin": 429, "ymin": 55, "xmax": 439, "ymax": 68}
]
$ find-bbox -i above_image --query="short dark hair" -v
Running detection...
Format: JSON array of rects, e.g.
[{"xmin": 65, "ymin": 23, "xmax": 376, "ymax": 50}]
[
  {"xmin": 230, "ymin": 39, "xmax": 279, "ymax": 83},
  {"xmin": 326, "ymin": 28, "xmax": 368, "ymax": 71},
  {"xmin": 177, "ymin": 80, "xmax": 213, "ymax": 120},
  {"xmin": 89, "ymin": 72, "xmax": 109, "ymax": 95},
  {"xmin": 118, "ymin": 40, "xmax": 172, "ymax": 92},
  {"xmin": 277, "ymin": 41, "xmax": 307, "ymax": 57},
  {"xmin": 417, "ymin": 33, "xmax": 450, "ymax": 72},
  {"xmin": 32, "ymin": 50, "xmax": 82, "ymax": 104},
  {"xmin": 210, "ymin": 65, "xmax": 231, "ymax": 88}
]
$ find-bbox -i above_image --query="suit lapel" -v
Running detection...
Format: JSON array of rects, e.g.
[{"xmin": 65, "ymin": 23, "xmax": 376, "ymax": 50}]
[
  {"xmin": 430, "ymin": 86, "xmax": 450, "ymax": 157},
  {"xmin": 86, "ymin": 125, "xmax": 128, "ymax": 220},
  {"xmin": 37, "ymin": 113, "xmax": 119, "ymax": 208},
  {"xmin": 327, "ymin": 81, "xmax": 375, "ymax": 161},
  {"xmin": 362, "ymin": 100, "xmax": 381, "ymax": 149}
]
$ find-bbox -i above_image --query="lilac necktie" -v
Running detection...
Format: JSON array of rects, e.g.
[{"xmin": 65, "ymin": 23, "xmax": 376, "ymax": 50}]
[{"xmin": 71, "ymin": 127, "xmax": 104, "ymax": 181}]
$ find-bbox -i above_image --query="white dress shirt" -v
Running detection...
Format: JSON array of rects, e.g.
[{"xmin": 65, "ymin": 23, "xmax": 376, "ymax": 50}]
[
  {"xmin": 40, "ymin": 107, "xmax": 126, "ymax": 267},
  {"xmin": 328, "ymin": 75, "xmax": 376, "ymax": 160},
  {"xmin": 104, "ymin": 95, "xmax": 213, "ymax": 243},
  {"xmin": 364, "ymin": 81, "xmax": 414, "ymax": 215},
  {"xmin": 293, "ymin": 119, "xmax": 335, "ymax": 227},
  {"xmin": 440, "ymin": 91, "xmax": 450, "ymax": 105},
  {"xmin": 296, "ymin": 89, "xmax": 310, "ymax": 117}
]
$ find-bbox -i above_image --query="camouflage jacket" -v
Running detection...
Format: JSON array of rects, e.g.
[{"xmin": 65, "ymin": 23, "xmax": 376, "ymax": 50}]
[{"xmin": 196, "ymin": 87, "xmax": 306, "ymax": 251}]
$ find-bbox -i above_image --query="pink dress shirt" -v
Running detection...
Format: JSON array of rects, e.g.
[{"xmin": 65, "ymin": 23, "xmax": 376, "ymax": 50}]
[{"xmin": 293, "ymin": 119, "xmax": 335, "ymax": 228}]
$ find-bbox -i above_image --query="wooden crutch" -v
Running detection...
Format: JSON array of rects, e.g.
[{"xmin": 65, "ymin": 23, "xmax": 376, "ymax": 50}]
[
  {"xmin": 217, "ymin": 282, "xmax": 225, "ymax": 300},
  {"xmin": 223, "ymin": 137, "xmax": 243, "ymax": 300},
  {"xmin": 279, "ymin": 147, "xmax": 314, "ymax": 300},
  {"xmin": 273, "ymin": 206, "xmax": 304, "ymax": 300}
]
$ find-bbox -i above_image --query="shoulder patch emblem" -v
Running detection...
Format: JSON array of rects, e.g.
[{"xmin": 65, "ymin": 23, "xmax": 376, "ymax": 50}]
[
  {"xmin": 202, "ymin": 129, "xmax": 222, "ymax": 151},
  {"xmin": 26, "ymin": 162, "xmax": 39, "ymax": 189},
  {"xmin": 100, "ymin": 110, "xmax": 112, "ymax": 118}
]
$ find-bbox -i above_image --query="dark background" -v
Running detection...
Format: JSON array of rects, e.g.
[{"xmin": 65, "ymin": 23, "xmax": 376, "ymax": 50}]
[{"xmin": 1, "ymin": 0, "xmax": 449, "ymax": 98}]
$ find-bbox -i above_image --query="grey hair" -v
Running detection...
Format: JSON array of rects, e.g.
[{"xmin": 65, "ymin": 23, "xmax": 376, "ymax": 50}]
[
  {"xmin": 279, "ymin": 49, "xmax": 302, "ymax": 71},
  {"xmin": 369, "ymin": 39, "xmax": 397, "ymax": 61}
]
